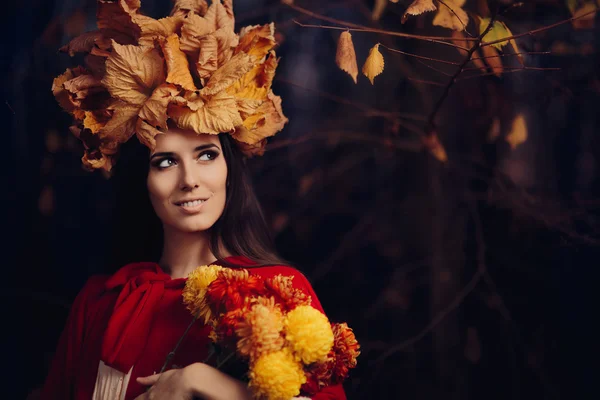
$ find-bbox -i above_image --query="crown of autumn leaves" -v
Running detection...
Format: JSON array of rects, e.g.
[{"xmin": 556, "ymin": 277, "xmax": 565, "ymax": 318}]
[{"xmin": 52, "ymin": 0, "xmax": 287, "ymax": 172}]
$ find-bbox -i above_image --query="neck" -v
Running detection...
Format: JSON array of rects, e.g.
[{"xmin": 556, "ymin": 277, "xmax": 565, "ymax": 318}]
[{"xmin": 159, "ymin": 225, "xmax": 219, "ymax": 279}]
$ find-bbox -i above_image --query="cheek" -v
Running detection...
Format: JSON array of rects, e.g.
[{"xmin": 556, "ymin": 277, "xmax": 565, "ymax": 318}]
[{"xmin": 147, "ymin": 172, "xmax": 172, "ymax": 207}]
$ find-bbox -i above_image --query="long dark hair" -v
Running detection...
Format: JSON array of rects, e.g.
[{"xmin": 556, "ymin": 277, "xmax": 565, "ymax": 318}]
[{"xmin": 107, "ymin": 133, "xmax": 288, "ymax": 271}]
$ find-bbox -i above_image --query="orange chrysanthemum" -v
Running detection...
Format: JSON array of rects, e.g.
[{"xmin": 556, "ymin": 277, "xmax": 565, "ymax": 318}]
[
  {"xmin": 330, "ymin": 322, "xmax": 361, "ymax": 382},
  {"xmin": 301, "ymin": 355, "xmax": 334, "ymax": 394},
  {"xmin": 236, "ymin": 296, "xmax": 285, "ymax": 361},
  {"xmin": 264, "ymin": 274, "xmax": 311, "ymax": 311},
  {"xmin": 206, "ymin": 268, "xmax": 265, "ymax": 314}
]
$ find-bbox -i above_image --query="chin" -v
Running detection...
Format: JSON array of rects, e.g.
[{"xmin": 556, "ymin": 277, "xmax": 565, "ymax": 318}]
[{"xmin": 172, "ymin": 216, "xmax": 218, "ymax": 233}]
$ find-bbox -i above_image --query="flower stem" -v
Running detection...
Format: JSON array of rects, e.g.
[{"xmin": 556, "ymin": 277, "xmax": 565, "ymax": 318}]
[{"xmin": 159, "ymin": 314, "xmax": 199, "ymax": 374}]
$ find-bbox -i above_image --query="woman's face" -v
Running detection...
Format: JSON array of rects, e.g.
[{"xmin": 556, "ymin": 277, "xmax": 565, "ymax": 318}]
[{"xmin": 147, "ymin": 128, "xmax": 227, "ymax": 233}]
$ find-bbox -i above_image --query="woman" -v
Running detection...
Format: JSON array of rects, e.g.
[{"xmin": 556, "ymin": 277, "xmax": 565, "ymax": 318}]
[
  {"xmin": 41, "ymin": 127, "xmax": 346, "ymax": 399},
  {"xmin": 43, "ymin": 1, "xmax": 355, "ymax": 398}
]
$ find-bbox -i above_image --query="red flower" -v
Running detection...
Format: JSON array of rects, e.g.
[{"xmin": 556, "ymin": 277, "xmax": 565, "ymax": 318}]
[
  {"xmin": 264, "ymin": 274, "xmax": 311, "ymax": 312},
  {"xmin": 330, "ymin": 322, "xmax": 360, "ymax": 382},
  {"xmin": 206, "ymin": 269, "xmax": 265, "ymax": 314}
]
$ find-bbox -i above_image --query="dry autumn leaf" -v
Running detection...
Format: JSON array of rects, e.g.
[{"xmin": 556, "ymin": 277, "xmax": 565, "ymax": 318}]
[
  {"xmin": 161, "ymin": 34, "xmax": 198, "ymax": 91},
  {"xmin": 362, "ymin": 44, "xmax": 385, "ymax": 85},
  {"xmin": 432, "ymin": 0, "xmax": 469, "ymax": 31},
  {"xmin": 138, "ymin": 84, "xmax": 181, "ymax": 129},
  {"xmin": 506, "ymin": 113, "xmax": 527, "ymax": 149},
  {"xmin": 168, "ymin": 91, "xmax": 243, "ymax": 134},
  {"xmin": 201, "ymin": 52, "xmax": 255, "ymax": 96},
  {"xmin": 171, "ymin": 0, "xmax": 209, "ymax": 16},
  {"xmin": 232, "ymin": 92, "xmax": 288, "ymax": 145},
  {"xmin": 134, "ymin": 15, "xmax": 185, "ymax": 46},
  {"xmin": 236, "ymin": 23, "xmax": 277, "ymax": 60},
  {"xmin": 402, "ymin": 0, "xmax": 437, "ymax": 24},
  {"xmin": 203, "ymin": 0, "xmax": 234, "ymax": 32},
  {"xmin": 102, "ymin": 41, "xmax": 165, "ymax": 106},
  {"xmin": 336, "ymin": 31, "xmax": 358, "ymax": 84}
]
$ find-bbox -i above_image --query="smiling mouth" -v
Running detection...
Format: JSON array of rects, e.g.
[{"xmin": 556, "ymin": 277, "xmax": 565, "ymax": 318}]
[{"xmin": 176, "ymin": 199, "xmax": 207, "ymax": 207}]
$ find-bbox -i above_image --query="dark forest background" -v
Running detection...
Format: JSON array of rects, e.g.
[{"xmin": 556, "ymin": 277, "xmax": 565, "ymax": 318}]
[{"xmin": 2, "ymin": 0, "xmax": 598, "ymax": 399}]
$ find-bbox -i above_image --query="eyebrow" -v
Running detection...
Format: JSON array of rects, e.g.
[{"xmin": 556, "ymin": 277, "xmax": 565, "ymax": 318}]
[{"xmin": 149, "ymin": 144, "xmax": 221, "ymax": 161}]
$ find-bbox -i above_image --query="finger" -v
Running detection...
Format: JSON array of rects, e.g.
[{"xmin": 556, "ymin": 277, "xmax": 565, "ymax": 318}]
[{"xmin": 136, "ymin": 374, "xmax": 161, "ymax": 385}]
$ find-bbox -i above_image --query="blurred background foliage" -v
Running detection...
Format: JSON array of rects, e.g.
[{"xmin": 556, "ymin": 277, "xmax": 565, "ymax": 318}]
[{"xmin": 2, "ymin": 0, "xmax": 598, "ymax": 399}]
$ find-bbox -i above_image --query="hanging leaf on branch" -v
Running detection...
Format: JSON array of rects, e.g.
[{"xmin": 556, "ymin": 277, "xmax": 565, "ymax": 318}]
[
  {"xmin": 478, "ymin": 18, "xmax": 524, "ymax": 66},
  {"xmin": 362, "ymin": 44, "xmax": 385, "ymax": 85},
  {"xmin": 422, "ymin": 132, "xmax": 448, "ymax": 163},
  {"xmin": 432, "ymin": 0, "xmax": 469, "ymax": 31},
  {"xmin": 336, "ymin": 31, "xmax": 359, "ymax": 84},
  {"xmin": 401, "ymin": 0, "xmax": 437, "ymax": 24}
]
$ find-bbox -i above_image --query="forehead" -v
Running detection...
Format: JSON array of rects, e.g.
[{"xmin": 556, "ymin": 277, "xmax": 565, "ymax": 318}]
[{"xmin": 153, "ymin": 129, "xmax": 221, "ymax": 152}]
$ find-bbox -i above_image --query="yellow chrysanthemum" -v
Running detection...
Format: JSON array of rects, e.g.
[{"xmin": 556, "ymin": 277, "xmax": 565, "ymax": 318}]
[
  {"xmin": 182, "ymin": 264, "xmax": 223, "ymax": 323},
  {"xmin": 236, "ymin": 297, "xmax": 285, "ymax": 361},
  {"xmin": 284, "ymin": 305, "xmax": 334, "ymax": 364},
  {"xmin": 248, "ymin": 348, "xmax": 306, "ymax": 400}
]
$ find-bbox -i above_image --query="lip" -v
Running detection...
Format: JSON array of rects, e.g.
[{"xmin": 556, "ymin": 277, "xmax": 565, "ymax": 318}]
[{"xmin": 174, "ymin": 198, "xmax": 209, "ymax": 214}]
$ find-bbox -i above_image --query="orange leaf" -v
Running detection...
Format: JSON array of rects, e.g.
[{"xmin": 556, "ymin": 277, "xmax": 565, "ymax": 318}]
[
  {"xmin": 506, "ymin": 113, "xmax": 527, "ymax": 149},
  {"xmin": 101, "ymin": 41, "xmax": 166, "ymax": 106},
  {"xmin": 336, "ymin": 31, "xmax": 358, "ymax": 84},
  {"xmin": 179, "ymin": 12, "xmax": 214, "ymax": 55},
  {"xmin": 196, "ymin": 34, "xmax": 219, "ymax": 84},
  {"xmin": 168, "ymin": 91, "xmax": 242, "ymax": 134},
  {"xmin": 235, "ymin": 23, "xmax": 277, "ymax": 60},
  {"xmin": 232, "ymin": 92, "xmax": 287, "ymax": 145},
  {"xmin": 139, "ymin": 84, "xmax": 181, "ymax": 129},
  {"xmin": 171, "ymin": 0, "xmax": 209, "ymax": 17},
  {"xmin": 134, "ymin": 15, "xmax": 185, "ymax": 46},
  {"xmin": 161, "ymin": 34, "xmax": 198, "ymax": 91},
  {"xmin": 203, "ymin": 0, "xmax": 234, "ymax": 31},
  {"xmin": 422, "ymin": 133, "xmax": 448, "ymax": 163},
  {"xmin": 136, "ymin": 118, "xmax": 165, "ymax": 150},
  {"xmin": 201, "ymin": 52, "xmax": 255, "ymax": 96}
]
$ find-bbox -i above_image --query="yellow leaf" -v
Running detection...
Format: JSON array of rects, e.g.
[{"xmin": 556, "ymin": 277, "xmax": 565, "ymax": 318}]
[
  {"xmin": 372, "ymin": 0, "xmax": 387, "ymax": 21},
  {"xmin": 227, "ymin": 51, "xmax": 278, "ymax": 100},
  {"xmin": 402, "ymin": 0, "xmax": 437, "ymax": 24},
  {"xmin": 479, "ymin": 18, "xmax": 513, "ymax": 50},
  {"xmin": 160, "ymin": 34, "xmax": 198, "ymax": 91},
  {"xmin": 362, "ymin": 44, "xmax": 385, "ymax": 85},
  {"xmin": 200, "ymin": 52, "xmax": 255, "ymax": 96},
  {"xmin": 335, "ymin": 31, "xmax": 358, "ymax": 84},
  {"xmin": 168, "ymin": 91, "xmax": 243, "ymax": 134},
  {"xmin": 101, "ymin": 41, "xmax": 165, "ymax": 106},
  {"xmin": 83, "ymin": 110, "xmax": 111, "ymax": 134},
  {"xmin": 432, "ymin": 0, "xmax": 468, "ymax": 31},
  {"xmin": 506, "ymin": 113, "xmax": 527, "ymax": 149},
  {"xmin": 422, "ymin": 133, "xmax": 448, "ymax": 163},
  {"xmin": 138, "ymin": 84, "xmax": 181, "ymax": 129}
]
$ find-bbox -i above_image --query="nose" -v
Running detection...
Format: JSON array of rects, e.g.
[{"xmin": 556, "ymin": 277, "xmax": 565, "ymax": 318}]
[{"xmin": 179, "ymin": 162, "xmax": 199, "ymax": 191}]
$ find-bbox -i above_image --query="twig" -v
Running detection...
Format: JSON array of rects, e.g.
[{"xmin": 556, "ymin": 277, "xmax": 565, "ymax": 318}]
[
  {"xmin": 293, "ymin": 20, "xmax": 472, "ymax": 51},
  {"xmin": 425, "ymin": 12, "xmax": 500, "ymax": 133},
  {"xmin": 480, "ymin": 7, "xmax": 599, "ymax": 47},
  {"xmin": 456, "ymin": 67, "xmax": 560, "ymax": 81},
  {"xmin": 470, "ymin": 51, "xmax": 551, "ymax": 61},
  {"xmin": 461, "ymin": 66, "xmax": 561, "ymax": 72},
  {"xmin": 370, "ymin": 263, "xmax": 484, "ymax": 365},
  {"xmin": 159, "ymin": 315, "xmax": 198, "ymax": 373},
  {"xmin": 407, "ymin": 77, "xmax": 446, "ymax": 86},
  {"xmin": 380, "ymin": 44, "xmax": 461, "ymax": 66},
  {"xmin": 415, "ymin": 58, "xmax": 454, "ymax": 77}
]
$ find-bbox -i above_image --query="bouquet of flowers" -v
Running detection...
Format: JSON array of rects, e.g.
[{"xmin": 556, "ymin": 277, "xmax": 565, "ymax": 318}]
[{"xmin": 174, "ymin": 265, "xmax": 360, "ymax": 399}]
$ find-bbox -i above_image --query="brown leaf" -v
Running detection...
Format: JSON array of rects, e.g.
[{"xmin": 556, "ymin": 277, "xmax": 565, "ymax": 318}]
[
  {"xmin": 168, "ymin": 91, "xmax": 243, "ymax": 134},
  {"xmin": 101, "ymin": 41, "xmax": 166, "ymax": 106},
  {"xmin": 171, "ymin": 0, "xmax": 209, "ymax": 17},
  {"xmin": 432, "ymin": 0, "xmax": 468, "ymax": 31},
  {"xmin": 136, "ymin": 118, "xmax": 165, "ymax": 150},
  {"xmin": 204, "ymin": 0, "xmax": 234, "ymax": 31},
  {"xmin": 134, "ymin": 15, "xmax": 185, "ymax": 46},
  {"xmin": 52, "ymin": 67, "xmax": 84, "ymax": 113},
  {"xmin": 481, "ymin": 45, "xmax": 503, "ymax": 77},
  {"xmin": 214, "ymin": 27, "xmax": 239, "ymax": 66},
  {"xmin": 83, "ymin": 110, "xmax": 112, "ymax": 134},
  {"xmin": 96, "ymin": 0, "xmax": 141, "ymax": 40},
  {"xmin": 402, "ymin": 0, "xmax": 437, "ymax": 24},
  {"xmin": 138, "ymin": 84, "xmax": 180, "ymax": 131},
  {"xmin": 362, "ymin": 44, "xmax": 385, "ymax": 85},
  {"xmin": 179, "ymin": 12, "xmax": 214, "ymax": 55},
  {"xmin": 196, "ymin": 34, "xmax": 219, "ymax": 84},
  {"xmin": 235, "ymin": 138, "xmax": 267, "ymax": 157},
  {"xmin": 160, "ymin": 34, "xmax": 198, "ymax": 91},
  {"xmin": 98, "ymin": 101, "xmax": 141, "ymax": 144},
  {"xmin": 200, "ymin": 52, "xmax": 255, "ymax": 96},
  {"xmin": 422, "ymin": 133, "xmax": 448, "ymax": 162},
  {"xmin": 336, "ymin": 31, "xmax": 358, "ymax": 84},
  {"xmin": 232, "ymin": 92, "xmax": 287, "ymax": 145},
  {"xmin": 236, "ymin": 23, "xmax": 277, "ymax": 60}
]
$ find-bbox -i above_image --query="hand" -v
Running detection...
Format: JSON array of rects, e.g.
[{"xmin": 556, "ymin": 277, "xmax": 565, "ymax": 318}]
[
  {"xmin": 135, "ymin": 363, "xmax": 252, "ymax": 400},
  {"xmin": 134, "ymin": 366, "xmax": 196, "ymax": 400}
]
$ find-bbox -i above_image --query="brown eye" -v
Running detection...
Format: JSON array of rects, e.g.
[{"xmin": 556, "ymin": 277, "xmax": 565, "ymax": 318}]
[{"xmin": 198, "ymin": 151, "xmax": 218, "ymax": 161}]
